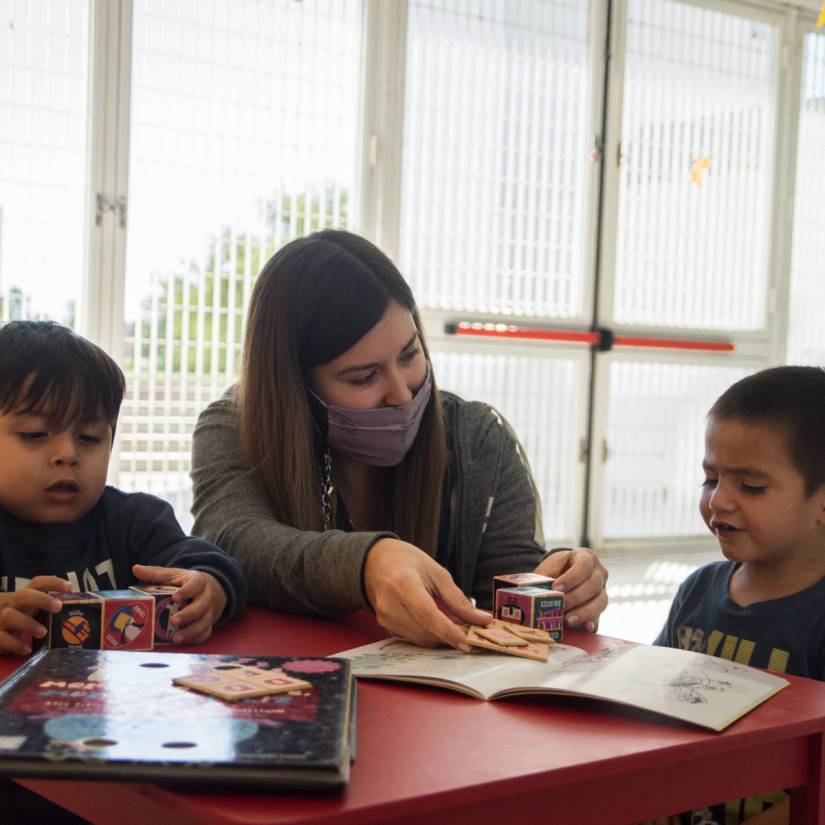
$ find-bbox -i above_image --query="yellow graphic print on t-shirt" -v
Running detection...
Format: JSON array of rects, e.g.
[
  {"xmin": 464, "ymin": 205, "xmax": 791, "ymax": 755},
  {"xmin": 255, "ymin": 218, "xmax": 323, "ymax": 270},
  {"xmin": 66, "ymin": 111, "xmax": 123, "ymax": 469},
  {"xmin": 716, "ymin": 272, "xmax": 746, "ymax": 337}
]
[
  {"xmin": 725, "ymin": 791, "xmax": 788, "ymax": 824},
  {"xmin": 695, "ymin": 627, "xmax": 790, "ymax": 674}
]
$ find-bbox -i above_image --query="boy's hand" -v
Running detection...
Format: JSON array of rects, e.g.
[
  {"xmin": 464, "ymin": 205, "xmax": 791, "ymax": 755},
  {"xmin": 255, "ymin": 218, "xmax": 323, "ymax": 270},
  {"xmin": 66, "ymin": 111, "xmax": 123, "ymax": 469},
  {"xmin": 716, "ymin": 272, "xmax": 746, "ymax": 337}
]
[
  {"xmin": 132, "ymin": 564, "xmax": 227, "ymax": 645},
  {"xmin": 0, "ymin": 576, "xmax": 72, "ymax": 656}
]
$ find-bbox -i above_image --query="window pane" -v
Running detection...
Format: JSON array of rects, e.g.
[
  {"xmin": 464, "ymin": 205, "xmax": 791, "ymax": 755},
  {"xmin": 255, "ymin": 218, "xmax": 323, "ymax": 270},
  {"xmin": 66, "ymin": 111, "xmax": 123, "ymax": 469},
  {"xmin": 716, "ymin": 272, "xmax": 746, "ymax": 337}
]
[
  {"xmin": 786, "ymin": 31, "xmax": 825, "ymax": 365},
  {"xmin": 433, "ymin": 351, "xmax": 582, "ymax": 541},
  {"xmin": 602, "ymin": 361, "xmax": 749, "ymax": 540},
  {"xmin": 614, "ymin": 0, "xmax": 777, "ymax": 331},
  {"xmin": 400, "ymin": 0, "xmax": 591, "ymax": 317},
  {"xmin": 0, "ymin": 0, "xmax": 89, "ymax": 326},
  {"xmin": 119, "ymin": 0, "xmax": 362, "ymax": 524}
]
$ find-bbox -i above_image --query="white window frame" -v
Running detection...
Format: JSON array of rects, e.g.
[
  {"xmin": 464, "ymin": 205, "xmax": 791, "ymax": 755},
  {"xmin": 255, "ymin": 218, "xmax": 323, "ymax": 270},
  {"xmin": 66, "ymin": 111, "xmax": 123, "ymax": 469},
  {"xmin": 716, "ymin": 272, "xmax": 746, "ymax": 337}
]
[
  {"xmin": 357, "ymin": 0, "xmax": 408, "ymax": 259},
  {"xmin": 777, "ymin": 8, "xmax": 822, "ymax": 364},
  {"xmin": 77, "ymin": 0, "xmax": 133, "ymax": 480}
]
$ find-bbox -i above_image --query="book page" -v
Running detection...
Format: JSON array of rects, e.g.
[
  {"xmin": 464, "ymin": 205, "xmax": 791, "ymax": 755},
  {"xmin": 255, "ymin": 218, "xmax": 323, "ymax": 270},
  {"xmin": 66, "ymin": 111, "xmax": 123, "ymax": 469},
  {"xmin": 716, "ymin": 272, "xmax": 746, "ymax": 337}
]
[
  {"xmin": 519, "ymin": 643, "xmax": 788, "ymax": 730},
  {"xmin": 336, "ymin": 638, "xmax": 587, "ymax": 699}
]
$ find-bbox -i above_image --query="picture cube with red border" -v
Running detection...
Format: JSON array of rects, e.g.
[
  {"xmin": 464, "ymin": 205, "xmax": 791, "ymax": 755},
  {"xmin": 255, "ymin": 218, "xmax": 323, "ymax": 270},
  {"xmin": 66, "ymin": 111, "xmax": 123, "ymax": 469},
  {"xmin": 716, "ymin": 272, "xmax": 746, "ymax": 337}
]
[{"xmin": 98, "ymin": 590, "xmax": 155, "ymax": 651}]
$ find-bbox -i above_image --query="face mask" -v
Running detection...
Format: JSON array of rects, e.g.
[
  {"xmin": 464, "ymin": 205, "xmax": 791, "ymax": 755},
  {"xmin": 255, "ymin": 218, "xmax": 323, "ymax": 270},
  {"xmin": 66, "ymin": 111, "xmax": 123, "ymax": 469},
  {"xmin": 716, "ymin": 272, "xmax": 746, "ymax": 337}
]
[{"xmin": 309, "ymin": 366, "xmax": 432, "ymax": 467}]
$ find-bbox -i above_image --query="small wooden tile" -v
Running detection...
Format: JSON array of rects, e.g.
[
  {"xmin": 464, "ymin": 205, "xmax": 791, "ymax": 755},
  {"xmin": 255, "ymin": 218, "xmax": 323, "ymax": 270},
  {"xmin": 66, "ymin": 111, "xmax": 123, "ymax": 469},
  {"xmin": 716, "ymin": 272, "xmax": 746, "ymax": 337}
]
[
  {"xmin": 475, "ymin": 626, "xmax": 528, "ymax": 646},
  {"xmin": 496, "ymin": 621, "xmax": 552, "ymax": 644},
  {"xmin": 465, "ymin": 626, "xmax": 549, "ymax": 662},
  {"xmin": 174, "ymin": 665, "xmax": 312, "ymax": 701}
]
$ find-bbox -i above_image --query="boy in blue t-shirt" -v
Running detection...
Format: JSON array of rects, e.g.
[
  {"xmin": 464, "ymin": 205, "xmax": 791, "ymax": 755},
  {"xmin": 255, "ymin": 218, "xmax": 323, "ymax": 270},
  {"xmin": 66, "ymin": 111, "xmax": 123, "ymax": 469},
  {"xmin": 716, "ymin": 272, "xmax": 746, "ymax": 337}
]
[
  {"xmin": 654, "ymin": 366, "xmax": 825, "ymax": 825},
  {"xmin": 0, "ymin": 320, "xmax": 247, "ymax": 656}
]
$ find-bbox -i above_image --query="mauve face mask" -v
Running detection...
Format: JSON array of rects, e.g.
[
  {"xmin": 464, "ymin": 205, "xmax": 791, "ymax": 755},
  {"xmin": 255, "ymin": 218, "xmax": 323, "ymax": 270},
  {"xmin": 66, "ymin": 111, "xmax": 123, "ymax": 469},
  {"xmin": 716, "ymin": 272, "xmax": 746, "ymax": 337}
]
[{"xmin": 309, "ymin": 366, "xmax": 432, "ymax": 467}]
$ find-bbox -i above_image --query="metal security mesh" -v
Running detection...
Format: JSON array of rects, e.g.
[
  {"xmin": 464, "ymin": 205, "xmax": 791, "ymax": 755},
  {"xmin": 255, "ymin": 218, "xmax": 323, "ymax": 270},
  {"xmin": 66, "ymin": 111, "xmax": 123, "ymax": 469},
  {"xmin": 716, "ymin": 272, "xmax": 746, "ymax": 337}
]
[
  {"xmin": 432, "ymin": 350, "xmax": 582, "ymax": 542},
  {"xmin": 602, "ymin": 360, "xmax": 749, "ymax": 539},
  {"xmin": 614, "ymin": 0, "xmax": 777, "ymax": 331},
  {"xmin": 0, "ymin": 0, "xmax": 88, "ymax": 326},
  {"xmin": 400, "ymin": 0, "xmax": 591, "ymax": 317},
  {"xmin": 119, "ymin": 0, "xmax": 362, "ymax": 523},
  {"xmin": 786, "ymin": 31, "xmax": 825, "ymax": 366}
]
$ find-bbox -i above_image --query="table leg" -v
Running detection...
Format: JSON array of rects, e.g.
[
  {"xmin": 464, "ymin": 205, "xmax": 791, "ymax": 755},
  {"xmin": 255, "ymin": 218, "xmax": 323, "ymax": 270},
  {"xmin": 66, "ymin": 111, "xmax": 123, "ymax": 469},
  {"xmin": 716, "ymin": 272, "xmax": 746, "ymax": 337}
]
[{"xmin": 788, "ymin": 733, "xmax": 825, "ymax": 825}]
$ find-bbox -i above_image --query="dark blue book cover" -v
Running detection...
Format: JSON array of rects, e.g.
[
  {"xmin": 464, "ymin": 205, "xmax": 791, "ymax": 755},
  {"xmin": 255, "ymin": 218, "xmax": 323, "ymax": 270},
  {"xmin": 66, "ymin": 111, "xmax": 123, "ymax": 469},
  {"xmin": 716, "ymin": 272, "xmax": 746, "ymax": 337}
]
[{"xmin": 0, "ymin": 649, "xmax": 354, "ymax": 788}]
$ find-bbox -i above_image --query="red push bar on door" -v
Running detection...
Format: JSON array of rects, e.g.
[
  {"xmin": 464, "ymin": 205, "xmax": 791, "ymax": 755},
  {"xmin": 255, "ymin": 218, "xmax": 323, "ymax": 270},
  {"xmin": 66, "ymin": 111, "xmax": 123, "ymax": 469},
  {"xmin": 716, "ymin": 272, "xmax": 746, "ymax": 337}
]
[
  {"xmin": 612, "ymin": 335, "xmax": 734, "ymax": 352},
  {"xmin": 445, "ymin": 322, "xmax": 735, "ymax": 353},
  {"xmin": 446, "ymin": 323, "xmax": 600, "ymax": 345}
]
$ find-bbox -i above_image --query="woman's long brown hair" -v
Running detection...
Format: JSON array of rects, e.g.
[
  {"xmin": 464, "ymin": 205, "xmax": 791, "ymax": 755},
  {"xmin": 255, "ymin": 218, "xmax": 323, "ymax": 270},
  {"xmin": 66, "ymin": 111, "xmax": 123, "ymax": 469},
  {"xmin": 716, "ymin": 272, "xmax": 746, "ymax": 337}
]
[{"xmin": 239, "ymin": 230, "xmax": 446, "ymax": 557}]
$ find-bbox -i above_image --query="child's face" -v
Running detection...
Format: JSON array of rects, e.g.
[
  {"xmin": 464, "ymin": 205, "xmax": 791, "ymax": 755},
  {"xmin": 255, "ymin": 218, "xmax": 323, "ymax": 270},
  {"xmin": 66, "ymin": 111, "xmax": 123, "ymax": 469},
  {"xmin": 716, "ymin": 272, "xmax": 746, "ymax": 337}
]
[
  {"xmin": 0, "ymin": 411, "xmax": 112, "ymax": 524},
  {"xmin": 700, "ymin": 417, "xmax": 825, "ymax": 569}
]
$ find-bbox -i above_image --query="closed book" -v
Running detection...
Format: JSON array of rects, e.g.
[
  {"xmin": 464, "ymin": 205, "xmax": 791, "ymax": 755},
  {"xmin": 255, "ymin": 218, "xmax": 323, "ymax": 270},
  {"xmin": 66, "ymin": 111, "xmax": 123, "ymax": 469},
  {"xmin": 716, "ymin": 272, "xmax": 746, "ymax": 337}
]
[{"xmin": 0, "ymin": 648, "xmax": 355, "ymax": 788}]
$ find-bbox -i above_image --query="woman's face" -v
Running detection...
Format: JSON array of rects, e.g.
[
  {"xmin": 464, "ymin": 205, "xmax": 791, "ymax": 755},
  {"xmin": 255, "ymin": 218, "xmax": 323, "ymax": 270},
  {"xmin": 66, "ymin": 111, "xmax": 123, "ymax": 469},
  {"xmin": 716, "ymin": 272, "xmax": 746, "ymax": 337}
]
[{"xmin": 310, "ymin": 300, "xmax": 427, "ymax": 410}]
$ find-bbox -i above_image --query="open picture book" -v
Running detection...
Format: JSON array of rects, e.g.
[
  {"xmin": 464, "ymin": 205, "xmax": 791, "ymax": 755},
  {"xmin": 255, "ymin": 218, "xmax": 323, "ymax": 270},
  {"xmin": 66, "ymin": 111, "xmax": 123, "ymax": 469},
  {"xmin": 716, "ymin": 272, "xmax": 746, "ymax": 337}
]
[{"xmin": 335, "ymin": 637, "xmax": 788, "ymax": 732}]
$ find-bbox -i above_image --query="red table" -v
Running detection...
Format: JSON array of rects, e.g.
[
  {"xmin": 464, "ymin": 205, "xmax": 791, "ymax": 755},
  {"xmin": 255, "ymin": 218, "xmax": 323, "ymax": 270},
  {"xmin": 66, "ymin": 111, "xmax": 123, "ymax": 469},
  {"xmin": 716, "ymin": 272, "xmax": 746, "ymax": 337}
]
[{"xmin": 3, "ymin": 607, "xmax": 825, "ymax": 825}]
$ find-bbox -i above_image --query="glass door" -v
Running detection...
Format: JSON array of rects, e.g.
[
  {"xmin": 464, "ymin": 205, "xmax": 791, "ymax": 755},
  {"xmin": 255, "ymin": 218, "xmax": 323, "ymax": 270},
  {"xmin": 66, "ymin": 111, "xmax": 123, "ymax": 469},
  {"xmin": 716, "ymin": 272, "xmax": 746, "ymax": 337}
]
[{"xmin": 590, "ymin": 0, "xmax": 784, "ymax": 549}]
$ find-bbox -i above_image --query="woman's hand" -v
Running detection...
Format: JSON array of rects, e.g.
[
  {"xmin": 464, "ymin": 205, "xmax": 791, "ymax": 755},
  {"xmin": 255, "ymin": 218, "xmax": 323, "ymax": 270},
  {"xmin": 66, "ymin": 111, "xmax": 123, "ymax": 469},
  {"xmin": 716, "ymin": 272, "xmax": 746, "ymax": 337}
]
[
  {"xmin": 0, "ymin": 576, "xmax": 72, "ymax": 656},
  {"xmin": 132, "ymin": 564, "xmax": 228, "ymax": 645},
  {"xmin": 534, "ymin": 547, "xmax": 608, "ymax": 632},
  {"xmin": 363, "ymin": 538, "xmax": 491, "ymax": 651}
]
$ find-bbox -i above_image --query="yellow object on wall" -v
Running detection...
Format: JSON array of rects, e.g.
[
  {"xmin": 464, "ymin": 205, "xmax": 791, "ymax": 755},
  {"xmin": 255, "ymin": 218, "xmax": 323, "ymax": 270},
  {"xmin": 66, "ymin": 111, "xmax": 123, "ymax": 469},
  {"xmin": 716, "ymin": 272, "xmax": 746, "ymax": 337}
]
[
  {"xmin": 818, "ymin": 1, "xmax": 825, "ymax": 28},
  {"xmin": 690, "ymin": 156, "xmax": 711, "ymax": 187}
]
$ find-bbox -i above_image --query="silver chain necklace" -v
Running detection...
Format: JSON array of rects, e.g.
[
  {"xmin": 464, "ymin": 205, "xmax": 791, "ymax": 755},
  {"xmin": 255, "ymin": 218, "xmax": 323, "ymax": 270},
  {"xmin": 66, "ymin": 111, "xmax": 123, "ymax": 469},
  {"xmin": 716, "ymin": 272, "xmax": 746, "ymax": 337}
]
[{"xmin": 320, "ymin": 449, "xmax": 334, "ymax": 531}]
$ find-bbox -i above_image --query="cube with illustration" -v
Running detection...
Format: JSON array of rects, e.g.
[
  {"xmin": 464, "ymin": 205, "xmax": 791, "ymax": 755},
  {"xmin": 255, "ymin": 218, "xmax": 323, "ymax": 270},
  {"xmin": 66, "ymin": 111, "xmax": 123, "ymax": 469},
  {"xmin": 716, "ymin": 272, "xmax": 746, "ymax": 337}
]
[
  {"xmin": 46, "ymin": 590, "xmax": 155, "ymax": 651},
  {"xmin": 494, "ymin": 579, "xmax": 564, "ymax": 641}
]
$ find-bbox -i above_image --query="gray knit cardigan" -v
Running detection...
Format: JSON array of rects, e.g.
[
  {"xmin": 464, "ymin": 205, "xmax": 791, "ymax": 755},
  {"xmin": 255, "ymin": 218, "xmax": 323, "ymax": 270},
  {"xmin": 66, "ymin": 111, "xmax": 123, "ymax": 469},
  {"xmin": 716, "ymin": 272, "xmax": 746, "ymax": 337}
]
[{"xmin": 190, "ymin": 389, "xmax": 546, "ymax": 613}]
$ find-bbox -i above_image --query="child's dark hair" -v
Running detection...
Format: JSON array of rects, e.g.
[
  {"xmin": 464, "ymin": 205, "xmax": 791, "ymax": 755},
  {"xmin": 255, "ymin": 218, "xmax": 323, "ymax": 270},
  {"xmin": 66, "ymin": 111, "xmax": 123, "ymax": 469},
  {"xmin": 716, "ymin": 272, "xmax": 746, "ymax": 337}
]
[
  {"xmin": 0, "ymin": 321, "xmax": 125, "ymax": 435},
  {"xmin": 708, "ymin": 366, "xmax": 825, "ymax": 495}
]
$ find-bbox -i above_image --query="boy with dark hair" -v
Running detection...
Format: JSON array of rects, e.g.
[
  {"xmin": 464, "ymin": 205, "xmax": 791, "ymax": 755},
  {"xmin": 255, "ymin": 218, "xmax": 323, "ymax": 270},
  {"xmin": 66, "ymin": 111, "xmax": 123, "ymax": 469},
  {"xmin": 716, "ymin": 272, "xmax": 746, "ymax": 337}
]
[
  {"xmin": 654, "ymin": 366, "xmax": 825, "ymax": 825},
  {"xmin": 0, "ymin": 321, "xmax": 247, "ymax": 655}
]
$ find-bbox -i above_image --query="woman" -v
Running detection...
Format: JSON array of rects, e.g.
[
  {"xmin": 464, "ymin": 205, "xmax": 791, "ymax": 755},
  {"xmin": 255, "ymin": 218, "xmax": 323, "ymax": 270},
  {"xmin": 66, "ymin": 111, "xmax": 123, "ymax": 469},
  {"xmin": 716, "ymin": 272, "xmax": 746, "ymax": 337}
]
[{"xmin": 190, "ymin": 230, "xmax": 607, "ymax": 650}]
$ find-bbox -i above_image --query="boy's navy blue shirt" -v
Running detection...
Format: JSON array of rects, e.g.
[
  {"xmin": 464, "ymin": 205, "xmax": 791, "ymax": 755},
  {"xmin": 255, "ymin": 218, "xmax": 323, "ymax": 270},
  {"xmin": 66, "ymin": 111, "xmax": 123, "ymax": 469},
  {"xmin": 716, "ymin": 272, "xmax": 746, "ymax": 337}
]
[
  {"xmin": 655, "ymin": 560, "xmax": 825, "ymax": 823},
  {"xmin": 655, "ymin": 559, "xmax": 825, "ymax": 680},
  {"xmin": 0, "ymin": 486, "xmax": 247, "ymax": 626}
]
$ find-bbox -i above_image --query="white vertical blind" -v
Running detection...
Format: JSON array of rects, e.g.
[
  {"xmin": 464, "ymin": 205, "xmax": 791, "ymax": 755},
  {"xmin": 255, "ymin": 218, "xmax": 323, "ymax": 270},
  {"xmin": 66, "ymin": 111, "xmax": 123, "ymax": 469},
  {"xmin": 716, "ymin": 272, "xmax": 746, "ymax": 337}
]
[
  {"xmin": 614, "ymin": 0, "xmax": 777, "ymax": 331},
  {"xmin": 400, "ymin": 0, "xmax": 591, "ymax": 317},
  {"xmin": 602, "ymin": 360, "xmax": 749, "ymax": 539},
  {"xmin": 119, "ymin": 0, "xmax": 362, "ymax": 524},
  {"xmin": 0, "ymin": 0, "xmax": 89, "ymax": 326},
  {"xmin": 433, "ymin": 351, "xmax": 582, "ymax": 541},
  {"xmin": 786, "ymin": 31, "xmax": 825, "ymax": 366}
]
